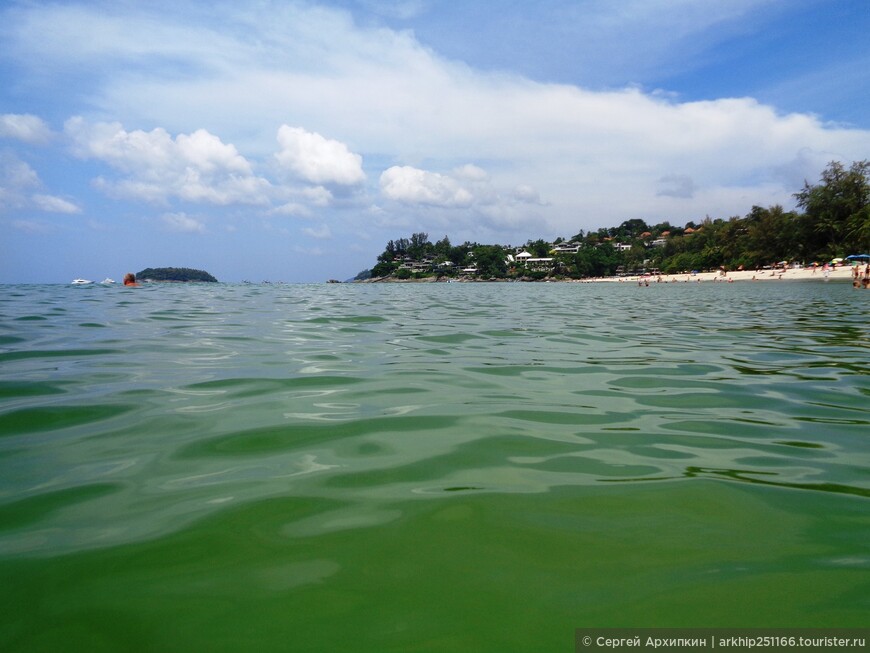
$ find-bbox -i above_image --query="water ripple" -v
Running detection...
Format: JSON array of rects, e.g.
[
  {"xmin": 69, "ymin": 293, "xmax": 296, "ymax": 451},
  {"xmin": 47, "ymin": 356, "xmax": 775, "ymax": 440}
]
[{"xmin": 0, "ymin": 281, "xmax": 867, "ymax": 561}]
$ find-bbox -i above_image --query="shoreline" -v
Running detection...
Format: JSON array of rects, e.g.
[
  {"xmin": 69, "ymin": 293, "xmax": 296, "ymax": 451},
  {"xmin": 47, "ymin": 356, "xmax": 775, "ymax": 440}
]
[
  {"xmin": 591, "ymin": 266, "xmax": 856, "ymax": 283},
  {"xmin": 361, "ymin": 266, "xmax": 859, "ymax": 284}
]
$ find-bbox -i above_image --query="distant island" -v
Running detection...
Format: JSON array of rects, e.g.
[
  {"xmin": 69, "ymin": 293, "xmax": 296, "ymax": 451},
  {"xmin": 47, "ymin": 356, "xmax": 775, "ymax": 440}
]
[{"xmin": 137, "ymin": 267, "xmax": 218, "ymax": 283}]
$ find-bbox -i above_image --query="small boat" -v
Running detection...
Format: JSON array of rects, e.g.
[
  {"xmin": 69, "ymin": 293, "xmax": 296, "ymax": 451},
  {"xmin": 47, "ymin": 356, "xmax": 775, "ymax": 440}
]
[
  {"xmin": 71, "ymin": 278, "xmax": 93, "ymax": 285},
  {"xmin": 100, "ymin": 278, "xmax": 116, "ymax": 285}
]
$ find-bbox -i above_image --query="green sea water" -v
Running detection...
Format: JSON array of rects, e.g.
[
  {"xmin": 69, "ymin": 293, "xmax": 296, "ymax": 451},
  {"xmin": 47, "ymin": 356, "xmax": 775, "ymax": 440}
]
[{"xmin": 0, "ymin": 281, "xmax": 867, "ymax": 652}]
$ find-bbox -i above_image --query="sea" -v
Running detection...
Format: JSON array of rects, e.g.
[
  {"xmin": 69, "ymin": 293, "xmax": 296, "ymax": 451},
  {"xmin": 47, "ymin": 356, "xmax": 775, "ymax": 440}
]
[{"xmin": 0, "ymin": 281, "xmax": 867, "ymax": 652}]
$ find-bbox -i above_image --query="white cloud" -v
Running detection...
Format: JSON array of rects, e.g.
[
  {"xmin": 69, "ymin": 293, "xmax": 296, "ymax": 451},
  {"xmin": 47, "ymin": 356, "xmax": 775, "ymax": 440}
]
[
  {"xmin": 300, "ymin": 186, "xmax": 334, "ymax": 206},
  {"xmin": 302, "ymin": 224, "xmax": 332, "ymax": 239},
  {"xmin": 275, "ymin": 126, "xmax": 365, "ymax": 186},
  {"xmin": 512, "ymin": 185, "xmax": 543, "ymax": 204},
  {"xmin": 0, "ymin": 153, "xmax": 38, "ymax": 186},
  {"xmin": 270, "ymin": 202, "xmax": 312, "ymax": 218},
  {"xmin": 379, "ymin": 166, "xmax": 473, "ymax": 207},
  {"xmin": 453, "ymin": 164, "xmax": 489, "ymax": 182},
  {"xmin": 3, "ymin": 2, "xmax": 870, "ymax": 245},
  {"xmin": 377, "ymin": 163, "xmax": 545, "ymax": 233},
  {"xmin": 0, "ymin": 151, "xmax": 39, "ymax": 210},
  {"xmin": 10, "ymin": 219, "xmax": 54, "ymax": 234},
  {"xmin": 65, "ymin": 117, "xmax": 271, "ymax": 206},
  {"xmin": 162, "ymin": 211, "xmax": 206, "ymax": 233},
  {"xmin": 269, "ymin": 185, "xmax": 335, "ymax": 217},
  {"xmin": 1, "ymin": 151, "xmax": 83, "ymax": 216},
  {"xmin": 32, "ymin": 193, "xmax": 81, "ymax": 213},
  {"xmin": 0, "ymin": 114, "xmax": 51, "ymax": 143}
]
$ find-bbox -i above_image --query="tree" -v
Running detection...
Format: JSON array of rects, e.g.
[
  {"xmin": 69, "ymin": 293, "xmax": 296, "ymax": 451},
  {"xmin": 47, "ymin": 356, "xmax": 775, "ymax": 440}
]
[
  {"xmin": 794, "ymin": 160, "xmax": 870, "ymax": 255},
  {"xmin": 408, "ymin": 232, "xmax": 430, "ymax": 259},
  {"xmin": 572, "ymin": 243, "xmax": 620, "ymax": 278},
  {"xmin": 371, "ymin": 260, "xmax": 399, "ymax": 278},
  {"xmin": 472, "ymin": 245, "xmax": 507, "ymax": 278},
  {"xmin": 615, "ymin": 218, "xmax": 649, "ymax": 240},
  {"xmin": 525, "ymin": 238, "xmax": 551, "ymax": 257},
  {"xmin": 448, "ymin": 244, "xmax": 470, "ymax": 267},
  {"xmin": 434, "ymin": 236, "xmax": 452, "ymax": 257}
]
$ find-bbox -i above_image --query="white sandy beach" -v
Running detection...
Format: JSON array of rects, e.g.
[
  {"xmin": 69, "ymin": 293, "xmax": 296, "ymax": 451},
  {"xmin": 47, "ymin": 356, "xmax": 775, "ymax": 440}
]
[{"xmin": 596, "ymin": 265, "xmax": 860, "ymax": 283}]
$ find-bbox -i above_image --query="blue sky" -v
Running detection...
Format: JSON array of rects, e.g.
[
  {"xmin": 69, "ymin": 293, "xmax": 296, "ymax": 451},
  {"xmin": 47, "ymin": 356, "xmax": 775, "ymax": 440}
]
[{"xmin": 1, "ymin": 0, "xmax": 869, "ymax": 283}]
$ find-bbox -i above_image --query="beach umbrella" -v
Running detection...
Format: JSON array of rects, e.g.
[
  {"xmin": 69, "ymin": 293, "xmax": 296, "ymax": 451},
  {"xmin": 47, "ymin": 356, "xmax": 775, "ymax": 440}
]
[
  {"xmin": 846, "ymin": 254, "xmax": 870, "ymax": 260},
  {"xmin": 830, "ymin": 258, "xmax": 844, "ymax": 263}
]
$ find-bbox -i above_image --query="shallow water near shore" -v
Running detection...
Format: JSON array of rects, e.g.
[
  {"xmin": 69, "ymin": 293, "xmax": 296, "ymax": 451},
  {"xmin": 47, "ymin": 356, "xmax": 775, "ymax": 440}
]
[{"xmin": 1, "ymin": 281, "xmax": 868, "ymax": 651}]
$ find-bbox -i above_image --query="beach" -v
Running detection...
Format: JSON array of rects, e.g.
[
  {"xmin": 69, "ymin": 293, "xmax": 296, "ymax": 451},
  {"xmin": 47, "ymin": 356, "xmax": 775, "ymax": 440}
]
[
  {"xmin": 365, "ymin": 263, "xmax": 864, "ymax": 284},
  {"xmin": 596, "ymin": 265, "xmax": 858, "ymax": 283}
]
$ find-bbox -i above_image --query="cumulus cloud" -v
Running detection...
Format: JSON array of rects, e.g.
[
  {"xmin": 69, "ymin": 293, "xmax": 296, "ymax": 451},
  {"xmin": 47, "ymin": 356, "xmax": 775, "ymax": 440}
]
[
  {"xmin": 380, "ymin": 166, "xmax": 473, "ymax": 207},
  {"xmin": 275, "ymin": 126, "xmax": 365, "ymax": 186},
  {"xmin": 162, "ymin": 211, "xmax": 206, "ymax": 233},
  {"xmin": 0, "ymin": 114, "xmax": 51, "ymax": 143},
  {"xmin": 65, "ymin": 117, "xmax": 271, "ymax": 206},
  {"xmin": 378, "ymin": 162, "xmax": 545, "ymax": 233},
  {"xmin": 300, "ymin": 186, "xmax": 334, "ymax": 206}
]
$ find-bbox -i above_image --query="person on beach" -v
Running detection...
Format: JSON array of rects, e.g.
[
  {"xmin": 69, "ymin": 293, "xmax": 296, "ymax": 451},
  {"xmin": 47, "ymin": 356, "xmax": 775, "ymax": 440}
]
[{"xmin": 123, "ymin": 273, "xmax": 140, "ymax": 287}]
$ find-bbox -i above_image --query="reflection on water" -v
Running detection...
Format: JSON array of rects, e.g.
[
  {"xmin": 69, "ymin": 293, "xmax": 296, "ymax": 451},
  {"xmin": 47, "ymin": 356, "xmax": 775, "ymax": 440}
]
[{"xmin": 0, "ymin": 282, "xmax": 868, "ymax": 650}]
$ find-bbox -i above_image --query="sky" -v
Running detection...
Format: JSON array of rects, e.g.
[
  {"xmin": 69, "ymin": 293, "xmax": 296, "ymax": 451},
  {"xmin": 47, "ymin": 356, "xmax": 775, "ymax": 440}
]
[{"xmin": 1, "ymin": 0, "xmax": 869, "ymax": 283}]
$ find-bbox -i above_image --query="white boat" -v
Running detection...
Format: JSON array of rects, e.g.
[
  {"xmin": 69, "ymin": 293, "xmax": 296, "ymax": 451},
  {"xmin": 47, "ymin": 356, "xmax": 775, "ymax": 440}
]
[
  {"xmin": 100, "ymin": 278, "xmax": 116, "ymax": 285},
  {"xmin": 71, "ymin": 278, "xmax": 93, "ymax": 285}
]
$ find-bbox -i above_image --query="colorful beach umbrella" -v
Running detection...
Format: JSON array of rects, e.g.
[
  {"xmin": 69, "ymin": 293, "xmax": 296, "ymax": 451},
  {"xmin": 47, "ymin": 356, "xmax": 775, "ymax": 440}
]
[{"xmin": 846, "ymin": 254, "xmax": 870, "ymax": 260}]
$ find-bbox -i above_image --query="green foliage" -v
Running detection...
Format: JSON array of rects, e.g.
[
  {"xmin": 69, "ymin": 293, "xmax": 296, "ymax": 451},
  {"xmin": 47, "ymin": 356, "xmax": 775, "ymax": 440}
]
[
  {"xmin": 137, "ymin": 267, "xmax": 217, "ymax": 282},
  {"xmin": 371, "ymin": 260, "xmax": 400, "ymax": 278},
  {"xmin": 794, "ymin": 160, "xmax": 870, "ymax": 255},
  {"xmin": 525, "ymin": 239, "xmax": 551, "ymax": 257},
  {"xmin": 472, "ymin": 245, "xmax": 507, "ymax": 278},
  {"xmin": 569, "ymin": 243, "xmax": 620, "ymax": 277},
  {"xmin": 613, "ymin": 218, "xmax": 649, "ymax": 241}
]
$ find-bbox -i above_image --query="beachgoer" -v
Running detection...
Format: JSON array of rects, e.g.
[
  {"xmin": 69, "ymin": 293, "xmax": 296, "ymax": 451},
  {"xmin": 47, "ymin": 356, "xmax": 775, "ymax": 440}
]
[{"xmin": 123, "ymin": 273, "xmax": 140, "ymax": 287}]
